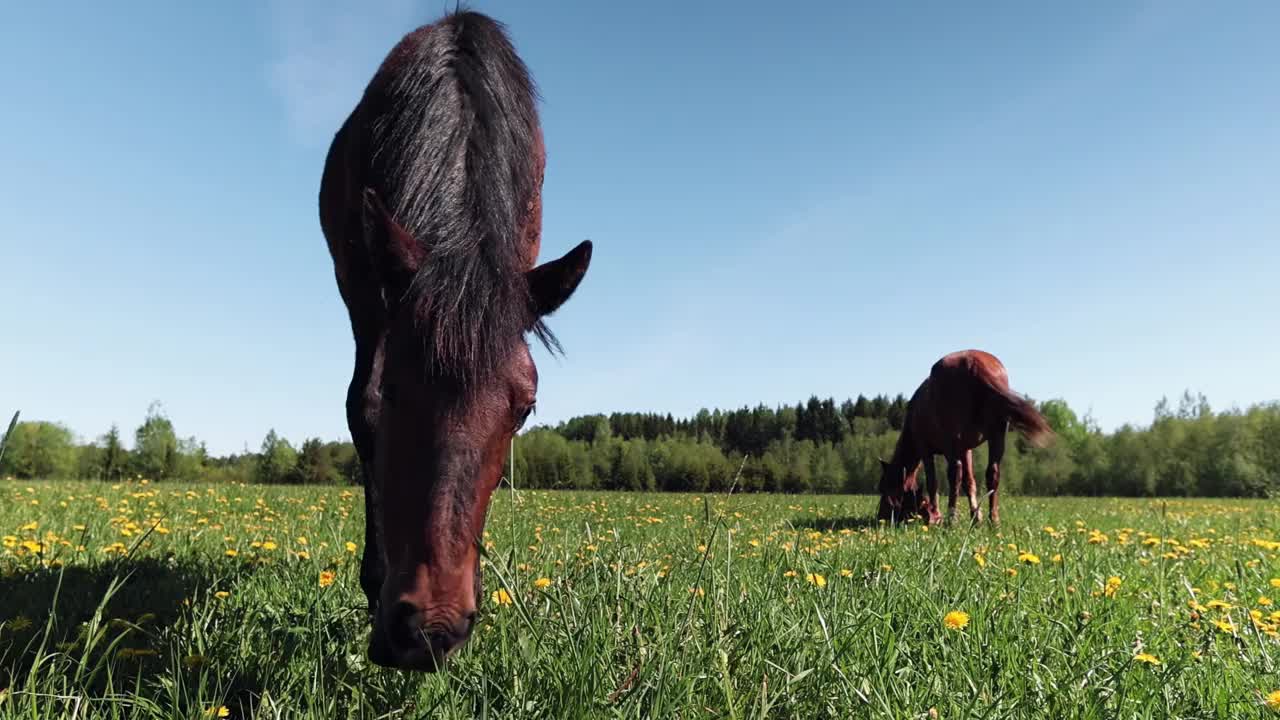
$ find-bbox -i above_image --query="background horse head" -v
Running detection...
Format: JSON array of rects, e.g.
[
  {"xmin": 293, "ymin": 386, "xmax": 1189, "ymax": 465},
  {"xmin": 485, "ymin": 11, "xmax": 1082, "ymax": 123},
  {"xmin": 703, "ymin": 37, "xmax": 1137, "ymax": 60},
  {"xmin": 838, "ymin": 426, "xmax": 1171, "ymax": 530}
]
[
  {"xmin": 320, "ymin": 10, "xmax": 592, "ymax": 671},
  {"xmin": 877, "ymin": 457, "xmax": 931, "ymax": 524}
]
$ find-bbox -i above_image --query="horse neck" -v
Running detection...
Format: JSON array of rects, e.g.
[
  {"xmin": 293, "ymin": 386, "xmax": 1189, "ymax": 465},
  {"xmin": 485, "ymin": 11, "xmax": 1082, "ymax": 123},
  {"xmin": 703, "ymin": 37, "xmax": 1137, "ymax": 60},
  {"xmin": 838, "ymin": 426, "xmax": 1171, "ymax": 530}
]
[{"xmin": 890, "ymin": 421, "xmax": 921, "ymax": 469}]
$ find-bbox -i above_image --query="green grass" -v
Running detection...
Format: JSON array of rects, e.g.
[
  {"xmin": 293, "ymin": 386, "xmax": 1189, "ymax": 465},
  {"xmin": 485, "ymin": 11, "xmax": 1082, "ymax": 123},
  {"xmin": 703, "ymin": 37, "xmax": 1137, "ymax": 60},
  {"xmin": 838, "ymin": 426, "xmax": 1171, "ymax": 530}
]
[{"xmin": 1, "ymin": 479, "xmax": 1278, "ymax": 719}]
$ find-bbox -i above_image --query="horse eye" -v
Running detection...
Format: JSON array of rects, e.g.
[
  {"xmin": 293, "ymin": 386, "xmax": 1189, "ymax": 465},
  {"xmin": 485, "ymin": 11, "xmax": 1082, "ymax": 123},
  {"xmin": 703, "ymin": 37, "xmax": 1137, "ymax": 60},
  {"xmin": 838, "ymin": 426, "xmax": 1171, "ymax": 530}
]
[{"xmin": 514, "ymin": 403, "xmax": 536, "ymax": 431}]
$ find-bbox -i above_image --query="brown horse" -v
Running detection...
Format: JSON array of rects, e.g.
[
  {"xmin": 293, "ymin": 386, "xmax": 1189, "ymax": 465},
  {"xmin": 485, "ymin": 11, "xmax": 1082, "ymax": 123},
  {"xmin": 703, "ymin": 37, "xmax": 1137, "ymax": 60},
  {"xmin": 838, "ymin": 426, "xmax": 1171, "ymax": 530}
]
[
  {"xmin": 319, "ymin": 10, "xmax": 593, "ymax": 671},
  {"xmin": 878, "ymin": 350, "xmax": 1052, "ymax": 526}
]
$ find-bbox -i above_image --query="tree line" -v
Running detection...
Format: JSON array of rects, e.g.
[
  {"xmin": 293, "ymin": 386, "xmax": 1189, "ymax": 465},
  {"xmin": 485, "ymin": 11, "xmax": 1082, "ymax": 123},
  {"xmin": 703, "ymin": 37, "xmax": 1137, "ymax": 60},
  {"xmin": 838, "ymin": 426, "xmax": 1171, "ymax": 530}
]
[
  {"xmin": 2, "ymin": 392, "xmax": 1277, "ymax": 497},
  {"xmin": 0, "ymin": 402, "xmax": 361, "ymax": 486}
]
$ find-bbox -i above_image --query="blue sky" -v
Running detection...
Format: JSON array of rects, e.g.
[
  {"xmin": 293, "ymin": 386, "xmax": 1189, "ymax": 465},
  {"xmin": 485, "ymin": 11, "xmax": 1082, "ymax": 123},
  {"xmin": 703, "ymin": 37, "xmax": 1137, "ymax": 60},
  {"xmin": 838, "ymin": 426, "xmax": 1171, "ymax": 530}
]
[{"xmin": 2, "ymin": 1, "xmax": 1277, "ymax": 455}]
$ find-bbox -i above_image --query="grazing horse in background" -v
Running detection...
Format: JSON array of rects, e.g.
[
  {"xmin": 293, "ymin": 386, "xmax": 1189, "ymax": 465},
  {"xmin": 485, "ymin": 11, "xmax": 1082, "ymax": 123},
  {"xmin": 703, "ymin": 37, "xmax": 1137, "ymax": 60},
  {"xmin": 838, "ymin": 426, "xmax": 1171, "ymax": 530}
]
[
  {"xmin": 878, "ymin": 350, "xmax": 1053, "ymax": 526},
  {"xmin": 319, "ymin": 10, "xmax": 593, "ymax": 671}
]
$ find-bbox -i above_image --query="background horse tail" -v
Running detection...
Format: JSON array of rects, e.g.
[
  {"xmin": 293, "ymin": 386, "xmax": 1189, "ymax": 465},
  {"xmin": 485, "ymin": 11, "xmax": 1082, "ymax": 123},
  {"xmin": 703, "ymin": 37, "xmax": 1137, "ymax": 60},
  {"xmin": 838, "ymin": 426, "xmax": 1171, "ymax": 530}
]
[{"xmin": 981, "ymin": 374, "xmax": 1054, "ymax": 448}]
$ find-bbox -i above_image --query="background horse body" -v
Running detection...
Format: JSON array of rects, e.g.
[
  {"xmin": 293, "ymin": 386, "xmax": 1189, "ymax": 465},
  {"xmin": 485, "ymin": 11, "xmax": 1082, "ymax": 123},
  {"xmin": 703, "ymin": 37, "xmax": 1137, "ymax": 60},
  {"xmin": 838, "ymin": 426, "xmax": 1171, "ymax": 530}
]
[
  {"xmin": 879, "ymin": 349, "xmax": 1052, "ymax": 525},
  {"xmin": 319, "ymin": 10, "xmax": 592, "ymax": 671}
]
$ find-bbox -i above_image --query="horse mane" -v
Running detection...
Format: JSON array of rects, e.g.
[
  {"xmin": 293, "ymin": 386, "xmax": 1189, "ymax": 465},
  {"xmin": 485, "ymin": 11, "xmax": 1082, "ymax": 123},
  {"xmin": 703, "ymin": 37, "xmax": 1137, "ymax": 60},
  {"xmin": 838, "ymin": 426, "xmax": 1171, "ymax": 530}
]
[
  {"xmin": 889, "ymin": 421, "xmax": 915, "ymax": 468},
  {"xmin": 367, "ymin": 9, "xmax": 557, "ymax": 382},
  {"xmin": 889, "ymin": 380, "xmax": 926, "ymax": 472}
]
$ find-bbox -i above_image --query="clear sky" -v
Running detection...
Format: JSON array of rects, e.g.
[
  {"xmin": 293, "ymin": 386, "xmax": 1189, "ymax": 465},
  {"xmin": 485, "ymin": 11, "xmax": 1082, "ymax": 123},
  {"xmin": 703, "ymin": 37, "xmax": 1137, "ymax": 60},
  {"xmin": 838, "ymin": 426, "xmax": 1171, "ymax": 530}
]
[{"xmin": 2, "ymin": 1, "xmax": 1277, "ymax": 456}]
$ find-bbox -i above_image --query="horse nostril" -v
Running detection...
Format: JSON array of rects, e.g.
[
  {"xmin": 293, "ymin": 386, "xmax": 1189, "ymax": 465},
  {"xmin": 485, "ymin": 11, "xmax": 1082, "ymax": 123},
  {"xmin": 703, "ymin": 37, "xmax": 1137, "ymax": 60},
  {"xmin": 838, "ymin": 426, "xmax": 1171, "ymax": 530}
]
[
  {"xmin": 425, "ymin": 613, "xmax": 477, "ymax": 658},
  {"xmin": 385, "ymin": 601, "xmax": 426, "ymax": 652}
]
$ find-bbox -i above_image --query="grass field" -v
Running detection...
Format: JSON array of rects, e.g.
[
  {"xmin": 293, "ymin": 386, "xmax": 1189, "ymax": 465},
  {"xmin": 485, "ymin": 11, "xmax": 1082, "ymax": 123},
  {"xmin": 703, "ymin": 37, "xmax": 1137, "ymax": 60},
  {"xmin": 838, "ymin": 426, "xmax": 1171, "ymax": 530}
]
[{"xmin": 1, "ymin": 479, "xmax": 1278, "ymax": 719}]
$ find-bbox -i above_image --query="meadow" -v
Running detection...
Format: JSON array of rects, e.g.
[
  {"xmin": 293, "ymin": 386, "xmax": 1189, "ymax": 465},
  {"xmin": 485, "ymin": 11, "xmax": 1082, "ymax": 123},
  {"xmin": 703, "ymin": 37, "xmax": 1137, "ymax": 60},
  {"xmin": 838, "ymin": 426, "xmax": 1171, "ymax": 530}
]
[{"xmin": 1, "ymin": 479, "xmax": 1278, "ymax": 719}]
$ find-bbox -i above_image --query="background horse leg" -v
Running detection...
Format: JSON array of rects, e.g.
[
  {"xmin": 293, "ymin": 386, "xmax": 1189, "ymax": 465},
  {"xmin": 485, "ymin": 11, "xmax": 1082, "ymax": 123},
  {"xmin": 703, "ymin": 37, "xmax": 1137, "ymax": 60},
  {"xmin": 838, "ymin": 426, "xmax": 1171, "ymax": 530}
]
[
  {"xmin": 946, "ymin": 453, "xmax": 964, "ymax": 524},
  {"xmin": 986, "ymin": 423, "xmax": 1007, "ymax": 525},
  {"xmin": 922, "ymin": 454, "xmax": 941, "ymax": 524},
  {"xmin": 943, "ymin": 452, "xmax": 960, "ymax": 522},
  {"xmin": 963, "ymin": 449, "xmax": 981, "ymax": 523}
]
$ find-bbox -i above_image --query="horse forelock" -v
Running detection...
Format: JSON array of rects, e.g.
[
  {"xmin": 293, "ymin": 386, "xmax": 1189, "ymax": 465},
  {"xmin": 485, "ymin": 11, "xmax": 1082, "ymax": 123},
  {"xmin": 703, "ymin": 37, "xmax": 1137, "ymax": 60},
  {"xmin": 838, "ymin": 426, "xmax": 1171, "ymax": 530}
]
[{"xmin": 368, "ymin": 10, "xmax": 558, "ymax": 385}]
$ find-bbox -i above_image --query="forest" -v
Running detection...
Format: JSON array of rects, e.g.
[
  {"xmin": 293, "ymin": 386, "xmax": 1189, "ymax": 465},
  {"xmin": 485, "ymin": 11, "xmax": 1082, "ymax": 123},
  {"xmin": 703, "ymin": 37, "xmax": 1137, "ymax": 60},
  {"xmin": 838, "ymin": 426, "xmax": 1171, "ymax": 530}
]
[{"xmin": 2, "ymin": 391, "xmax": 1278, "ymax": 497}]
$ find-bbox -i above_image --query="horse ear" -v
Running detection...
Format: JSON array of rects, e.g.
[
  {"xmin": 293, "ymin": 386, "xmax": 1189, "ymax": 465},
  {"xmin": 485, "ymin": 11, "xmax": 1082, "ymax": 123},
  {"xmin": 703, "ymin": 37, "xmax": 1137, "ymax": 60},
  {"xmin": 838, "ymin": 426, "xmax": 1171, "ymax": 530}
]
[
  {"xmin": 526, "ymin": 240, "xmax": 592, "ymax": 319},
  {"xmin": 362, "ymin": 188, "xmax": 426, "ymax": 300}
]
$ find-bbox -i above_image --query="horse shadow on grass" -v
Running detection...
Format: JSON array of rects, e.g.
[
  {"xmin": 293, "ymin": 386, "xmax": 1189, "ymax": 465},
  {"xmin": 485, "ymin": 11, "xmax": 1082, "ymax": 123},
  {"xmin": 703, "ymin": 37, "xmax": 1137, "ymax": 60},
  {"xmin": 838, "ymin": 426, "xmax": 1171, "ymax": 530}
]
[
  {"xmin": 0, "ymin": 557, "xmax": 268, "ymax": 715},
  {"xmin": 787, "ymin": 515, "xmax": 884, "ymax": 532}
]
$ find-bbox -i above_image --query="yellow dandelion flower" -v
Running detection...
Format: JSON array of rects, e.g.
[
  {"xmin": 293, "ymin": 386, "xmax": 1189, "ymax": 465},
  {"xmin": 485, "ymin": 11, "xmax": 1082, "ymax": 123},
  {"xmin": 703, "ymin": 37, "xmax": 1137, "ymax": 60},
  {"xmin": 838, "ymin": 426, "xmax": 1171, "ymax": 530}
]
[
  {"xmin": 1260, "ymin": 690, "xmax": 1280, "ymax": 711},
  {"xmin": 1260, "ymin": 597, "xmax": 1273, "ymax": 607},
  {"xmin": 1017, "ymin": 552, "xmax": 1040, "ymax": 565},
  {"xmin": 1271, "ymin": 578, "xmax": 1280, "ymax": 589},
  {"xmin": 1213, "ymin": 619, "xmax": 1237, "ymax": 634},
  {"xmin": 214, "ymin": 591, "xmax": 229, "ymax": 600},
  {"xmin": 206, "ymin": 707, "xmax": 230, "ymax": 718},
  {"xmin": 943, "ymin": 611, "xmax": 969, "ymax": 630},
  {"xmin": 533, "ymin": 577, "xmax": 551, "ymax": 589},
  {"xmin": 974, "ymin": 553, "xmax": 986, "ymax": 568},
  {"xmin": 783, "ymin": 570, "xmax": 797, "ymax": 578},
  {"xmin": 1104, "ymin": 576, "xmax": 1122, "ymax": 598},
  {"xmin": 1133, "ymin": 653, "xmax": 1160, "ymax": 665},
  {"xmin": 840, "ymin": 568, "xmax": 853, "ymax": 577},
  {"xmin": 261, "ymin": 541, "xmax": 277, "ymax": 551},
  {"xmin": 224, "ymin": 549, "xmax": 239, "ymax": 558},
  {"xmin": 806, "ymin": 573, "xmax": 826, "ymax": 588},
  {"xmin": 318, "ymin": 570, "xmax": 335, "ymax": 588},
  {"xmin": 491, "ymin": 588, "xmax": 512, "ymax": 606},
  {"xmin": 345, "ymin": 541, "xmax": 358, "ymax": 553}
]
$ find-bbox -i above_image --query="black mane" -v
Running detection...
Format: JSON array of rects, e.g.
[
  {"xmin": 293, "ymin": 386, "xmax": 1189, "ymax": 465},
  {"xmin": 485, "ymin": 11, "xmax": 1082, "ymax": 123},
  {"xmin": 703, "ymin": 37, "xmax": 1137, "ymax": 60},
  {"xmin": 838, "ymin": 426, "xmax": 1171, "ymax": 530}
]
[{"xmin": 366, "ymin": 10, "xmax": 556, "ymax": 381}]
